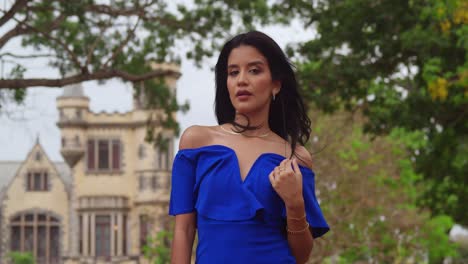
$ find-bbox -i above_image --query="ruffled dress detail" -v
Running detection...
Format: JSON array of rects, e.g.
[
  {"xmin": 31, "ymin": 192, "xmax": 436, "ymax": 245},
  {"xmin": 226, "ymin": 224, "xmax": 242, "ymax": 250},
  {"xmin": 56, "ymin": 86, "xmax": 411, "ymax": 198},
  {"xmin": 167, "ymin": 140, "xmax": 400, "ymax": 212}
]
[{"xmin": 169, "ymin": 145, "xmax": 329, "ymax": 264}]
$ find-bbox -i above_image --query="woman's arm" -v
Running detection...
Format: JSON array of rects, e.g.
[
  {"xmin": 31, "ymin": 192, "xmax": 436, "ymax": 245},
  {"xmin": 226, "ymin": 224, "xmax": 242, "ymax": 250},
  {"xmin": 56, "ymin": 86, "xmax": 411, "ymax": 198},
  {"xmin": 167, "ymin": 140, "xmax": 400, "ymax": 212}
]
[
  {"xmin": 269, "ymin": 147, "xmax": 315, "ymax": 264},
  {"xmin": 171, "ymin": 126, "xmax": 204, "ymax": 263},
  {"xmin": 171, "ymin": 213, "xmax": 196, "ymax": 264},
  {"xmin": 285, "ymin": 199, "xmax": 313, "ymax": 264}
]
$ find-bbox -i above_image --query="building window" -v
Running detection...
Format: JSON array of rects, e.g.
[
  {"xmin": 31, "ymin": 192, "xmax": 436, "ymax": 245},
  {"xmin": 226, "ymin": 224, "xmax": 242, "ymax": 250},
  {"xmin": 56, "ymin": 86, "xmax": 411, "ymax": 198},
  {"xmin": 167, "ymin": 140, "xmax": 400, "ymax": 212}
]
[
  {"xmin": 50, "ymin": 226, "xmax": 60, "ymax": 260},
  {"xmin": 157, "ymin": 147, "xmax": 167, "ymax": 170},
  {"xmin": 114, "ymin": 214, "xmax": 118, "ymax": 256},
  {"xmin": 98, "ymin": 140, "xmax": 109, "ymax": 169},
  {"xmin": 76, "ymin": 109, "xmax": 82, "ymax": 119},
  {"xmin": 79, "ymin": 215, "xmax": 83, "ymax": 255},
  {"xmin": 151, "ymin": 175, "xmax": 159, "ymax": 191},
  {"xmin": 11, "ymin": 226, "xmax": 20, "ymax": 251},
  {"xmin": 112, "ymin": 140, "xmax": 120, "ymax": 170},
  {"xmin": 166, "ymin": 138, "xmax": 173, "ymax": 169},
  {"xmin": 138, "ymin": 144, "xmax": 145, "ymax": 160},
  {"xmin": 95, "ymin": 215, "xmax": 111, "ymax": 257},
  {"xmin": 10, "ymin": 212, "xmax": 60, "ymax": 264},
  {"xmin": 158, "ymin": 147, "xmax": 165, "ymax": 170},
  {"xmin": 139, "ymin": 174, "xmax": 145, "ymax": 191},
  {"xmin": 166, "ymin": 175, "xmax": 171, "ymax": 189},
  {"xmin": 87, "ymin": 139, "xmax": 121, "ymax": 172},
  {"xmin": 78, "ymin": 212, "xmax": 127, "ymax": 257},
  {"xmin": 140, "ymin": 215, "xmax": 152, "ymax": 253},
  {"xmin": 123, "ymin": 214, "xmax": 127, "ymax": 256},
  {"xmin": 156, "ymin": 138, "xmax": 173, "ymax": 170},
  {"xmin": 27, "ymin": 171, "xmax": 49, "ymax": 191},
  {"xmin": 87, "ymin": 140, "xmax": 95, "ymax": 169}
]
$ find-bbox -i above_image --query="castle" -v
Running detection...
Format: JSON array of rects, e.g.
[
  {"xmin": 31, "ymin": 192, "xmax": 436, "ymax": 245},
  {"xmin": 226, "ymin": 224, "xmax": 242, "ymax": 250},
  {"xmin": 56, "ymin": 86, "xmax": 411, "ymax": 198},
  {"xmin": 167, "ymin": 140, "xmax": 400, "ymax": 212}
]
[{"xmin": 0, "ymin": 64, "xmax": 180, "ymax": 263}]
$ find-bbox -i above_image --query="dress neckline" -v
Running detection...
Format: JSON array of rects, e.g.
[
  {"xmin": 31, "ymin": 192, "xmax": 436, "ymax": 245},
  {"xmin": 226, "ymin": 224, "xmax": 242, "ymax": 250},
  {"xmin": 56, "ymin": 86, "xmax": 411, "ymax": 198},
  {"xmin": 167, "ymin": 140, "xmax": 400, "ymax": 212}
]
[{"xmin": 178, "ymin": 144, "xmax": 312, "ymax": 183}]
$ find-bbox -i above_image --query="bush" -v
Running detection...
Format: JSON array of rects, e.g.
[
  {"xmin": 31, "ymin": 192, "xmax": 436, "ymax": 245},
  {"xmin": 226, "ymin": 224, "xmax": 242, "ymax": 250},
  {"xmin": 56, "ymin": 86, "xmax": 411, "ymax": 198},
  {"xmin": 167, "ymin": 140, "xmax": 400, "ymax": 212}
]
[{"xmin": 8, "ymin": 252, "xmax": 35, "ymax": 264}]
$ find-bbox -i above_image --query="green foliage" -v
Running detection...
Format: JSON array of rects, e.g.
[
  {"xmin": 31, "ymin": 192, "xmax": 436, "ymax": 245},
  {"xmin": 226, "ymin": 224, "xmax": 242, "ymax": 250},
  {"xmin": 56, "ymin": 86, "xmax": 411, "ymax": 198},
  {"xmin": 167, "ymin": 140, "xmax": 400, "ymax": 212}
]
[
  {"xmin": 420, "ymin": 215, "xmax": 458, "ymax": 263},
  {"xmin": 7, "ymin": 251, "xmax": 35, "ymax": 264},
  {"xmin": 309, "ymin": 110, "xmax": 458, "ymax": 263},
  {"xmin": 288, "ymin": 0, "xmax": 468, "ymax": 225},
  {"xmin": 143, "ymin": 229, "xmax": 173, "ymax": 264},
  {"xmin": 0, "ymin": 0, "xmax": 283, "ymax": 136}
]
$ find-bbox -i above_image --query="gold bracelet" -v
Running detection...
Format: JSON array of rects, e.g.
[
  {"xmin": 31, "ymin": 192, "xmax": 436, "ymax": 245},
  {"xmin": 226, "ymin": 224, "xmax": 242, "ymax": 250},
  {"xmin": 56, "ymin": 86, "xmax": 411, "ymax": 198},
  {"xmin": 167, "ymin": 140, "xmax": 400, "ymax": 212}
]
[
  {"xmin": 287, "ymin": 214, "xmax": 306, "ymax": 221},
  {"xmin": 287, "ymin": 222, "xmax": 310, "ymax": 235}
]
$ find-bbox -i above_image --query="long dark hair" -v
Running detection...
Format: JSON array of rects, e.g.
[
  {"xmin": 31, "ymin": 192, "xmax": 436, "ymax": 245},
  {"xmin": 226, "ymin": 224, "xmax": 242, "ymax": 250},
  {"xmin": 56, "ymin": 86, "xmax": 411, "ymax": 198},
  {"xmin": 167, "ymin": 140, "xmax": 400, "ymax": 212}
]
[{"xmin": 214, "ymin": 31, "xmax": 311, "ymax": 157}]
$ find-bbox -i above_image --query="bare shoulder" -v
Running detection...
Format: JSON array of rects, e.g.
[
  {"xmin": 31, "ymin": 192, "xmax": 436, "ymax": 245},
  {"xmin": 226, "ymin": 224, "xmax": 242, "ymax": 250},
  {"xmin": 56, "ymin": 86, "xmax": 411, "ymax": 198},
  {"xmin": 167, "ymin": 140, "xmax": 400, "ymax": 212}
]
[
  {"xmin": 178, "ymin": 125, "xmax": 217, "ymax": 150},
  {"xmin": 294, "ymin": 145, "xmax": 313, "ymax": 169}
]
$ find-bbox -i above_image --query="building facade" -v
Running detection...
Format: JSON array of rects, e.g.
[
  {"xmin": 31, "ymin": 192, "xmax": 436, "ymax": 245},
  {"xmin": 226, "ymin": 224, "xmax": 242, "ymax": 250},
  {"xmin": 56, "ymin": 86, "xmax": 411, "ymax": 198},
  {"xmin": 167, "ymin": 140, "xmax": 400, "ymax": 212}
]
[{"xmin": 0, "ymin": 64, "xmax": 180, "ymax": 263}]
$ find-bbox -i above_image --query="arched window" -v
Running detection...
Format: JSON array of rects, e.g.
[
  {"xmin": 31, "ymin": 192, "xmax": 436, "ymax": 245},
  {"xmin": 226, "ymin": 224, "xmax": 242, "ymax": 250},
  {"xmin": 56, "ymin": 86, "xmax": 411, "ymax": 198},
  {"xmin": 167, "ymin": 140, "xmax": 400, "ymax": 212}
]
[{"xmin": 10, "ymin": 212, "xmax": 60, "ymax": 264}]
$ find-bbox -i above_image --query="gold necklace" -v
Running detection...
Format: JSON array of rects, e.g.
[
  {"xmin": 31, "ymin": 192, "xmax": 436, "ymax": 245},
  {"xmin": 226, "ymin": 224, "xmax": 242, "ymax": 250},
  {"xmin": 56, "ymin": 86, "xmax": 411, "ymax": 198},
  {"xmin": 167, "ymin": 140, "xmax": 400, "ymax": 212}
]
[{"xmin": 220, "ymin": 125, "xmax": 270, "ymax": 138}]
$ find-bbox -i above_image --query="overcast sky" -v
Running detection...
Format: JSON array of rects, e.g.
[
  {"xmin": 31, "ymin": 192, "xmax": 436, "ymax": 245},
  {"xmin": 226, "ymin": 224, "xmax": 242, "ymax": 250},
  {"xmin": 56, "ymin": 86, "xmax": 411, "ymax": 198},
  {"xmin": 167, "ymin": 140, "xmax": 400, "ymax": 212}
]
[{"xmin": 0, "ymin": 21, "xmax": 313, "ymax": 161}]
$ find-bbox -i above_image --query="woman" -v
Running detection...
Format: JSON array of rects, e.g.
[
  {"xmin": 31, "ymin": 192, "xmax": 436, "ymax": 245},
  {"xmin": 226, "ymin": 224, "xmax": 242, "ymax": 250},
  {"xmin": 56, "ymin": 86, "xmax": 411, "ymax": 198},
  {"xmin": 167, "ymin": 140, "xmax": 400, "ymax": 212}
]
[{"xmin": 169, "ymin": 31, "xmax": 329, "ymax": 264}]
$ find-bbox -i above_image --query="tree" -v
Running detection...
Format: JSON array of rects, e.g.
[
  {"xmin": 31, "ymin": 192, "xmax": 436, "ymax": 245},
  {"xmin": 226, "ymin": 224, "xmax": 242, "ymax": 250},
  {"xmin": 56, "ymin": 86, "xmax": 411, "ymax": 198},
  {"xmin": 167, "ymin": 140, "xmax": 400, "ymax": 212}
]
[
  {"xmin": 143, "ymin": 228, "xmax": 173, "ymax": 264},
  {"xmin": 7, "ymin": 251, "xmax": 35, "ymax": 264},
  {"xmin": 286, "ymin": 0, "xmax": 468, "ymax": 225},
  {"xmin": 0, "ymin": 0, "xmax": 280, "ymax": 134},
  {"xmin": 308, "ymin": 110, "xmax": 458, "ymax": 263}
]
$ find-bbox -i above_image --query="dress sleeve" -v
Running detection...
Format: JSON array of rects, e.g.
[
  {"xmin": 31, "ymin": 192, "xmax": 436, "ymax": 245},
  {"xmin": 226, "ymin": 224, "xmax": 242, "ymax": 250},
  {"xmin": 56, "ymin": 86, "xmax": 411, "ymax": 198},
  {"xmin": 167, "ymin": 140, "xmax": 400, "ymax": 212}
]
[
  {"xmin": 283, "ymin": 167, "xmax": 330, "ymax": 238},
  {"xmin": 302, "ymin": 168, "xmax": 329, "ymax": 238},
  {"xmin": 169, "ymin": 151, "xmax": 197, "ymax": 215}
]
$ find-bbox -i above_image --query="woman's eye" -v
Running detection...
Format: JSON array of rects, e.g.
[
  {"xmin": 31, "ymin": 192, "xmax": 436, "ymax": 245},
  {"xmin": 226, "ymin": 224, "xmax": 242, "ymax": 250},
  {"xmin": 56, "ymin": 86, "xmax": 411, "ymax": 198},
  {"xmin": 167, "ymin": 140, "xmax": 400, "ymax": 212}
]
[
  {"xmin": 249, "ymin": 68, "xmax": 260, "ymax": 74},
  {"xmin": 228, "ymin": 71, "xmax": 239, "ymax": 76}
]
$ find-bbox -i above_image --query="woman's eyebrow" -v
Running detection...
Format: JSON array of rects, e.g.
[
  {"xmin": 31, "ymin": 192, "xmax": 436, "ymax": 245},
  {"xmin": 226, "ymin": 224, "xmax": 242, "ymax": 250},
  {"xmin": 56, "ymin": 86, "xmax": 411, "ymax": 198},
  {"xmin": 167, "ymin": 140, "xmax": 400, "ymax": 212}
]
[{"xmin": 228, "ymin": 60, "xmax": 265, "ymax": 69}]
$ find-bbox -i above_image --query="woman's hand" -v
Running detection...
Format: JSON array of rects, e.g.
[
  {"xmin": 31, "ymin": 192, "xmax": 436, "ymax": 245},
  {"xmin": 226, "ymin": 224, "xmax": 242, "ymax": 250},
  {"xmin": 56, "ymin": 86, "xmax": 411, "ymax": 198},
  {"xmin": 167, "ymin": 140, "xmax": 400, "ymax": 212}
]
[{"xmin": 269, "ymin": 158, "xmax": 304, "ymax": 208}]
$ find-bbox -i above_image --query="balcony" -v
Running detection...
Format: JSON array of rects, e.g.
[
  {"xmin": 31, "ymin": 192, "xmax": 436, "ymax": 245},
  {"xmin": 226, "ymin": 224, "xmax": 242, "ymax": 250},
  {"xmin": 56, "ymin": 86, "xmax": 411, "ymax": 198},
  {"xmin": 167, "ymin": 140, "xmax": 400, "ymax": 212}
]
[
  {"xmin": 60, "ymin": 137, "xmax": 85, "ymax": 167},
  {"xmin": 134, "ymin": 171, "xmax": 170, "ymax": 205}
]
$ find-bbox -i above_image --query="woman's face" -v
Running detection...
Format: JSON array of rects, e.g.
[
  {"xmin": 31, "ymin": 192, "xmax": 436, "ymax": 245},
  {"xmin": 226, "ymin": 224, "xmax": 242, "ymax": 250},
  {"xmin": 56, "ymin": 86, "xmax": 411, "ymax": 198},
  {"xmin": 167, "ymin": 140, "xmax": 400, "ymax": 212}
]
[{"xmin": 226, "ymin": 45, "xmax": 280, "ymax": 115}]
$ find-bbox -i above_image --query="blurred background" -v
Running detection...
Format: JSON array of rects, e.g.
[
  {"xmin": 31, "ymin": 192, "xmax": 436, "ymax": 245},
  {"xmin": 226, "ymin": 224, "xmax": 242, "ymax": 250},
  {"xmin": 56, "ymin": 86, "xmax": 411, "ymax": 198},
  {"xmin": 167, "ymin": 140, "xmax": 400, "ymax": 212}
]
[{"xmin": 0, "ymin": 0, "xmax": 466, "ymax": 263}]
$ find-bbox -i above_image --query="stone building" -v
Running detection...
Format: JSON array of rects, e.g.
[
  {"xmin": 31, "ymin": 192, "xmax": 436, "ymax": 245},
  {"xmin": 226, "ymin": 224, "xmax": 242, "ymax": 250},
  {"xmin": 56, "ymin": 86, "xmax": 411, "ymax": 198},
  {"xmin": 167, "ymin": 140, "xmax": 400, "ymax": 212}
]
[{"xmin": 0, "ymin": 64, "xmax": 180, "ymax": 263}]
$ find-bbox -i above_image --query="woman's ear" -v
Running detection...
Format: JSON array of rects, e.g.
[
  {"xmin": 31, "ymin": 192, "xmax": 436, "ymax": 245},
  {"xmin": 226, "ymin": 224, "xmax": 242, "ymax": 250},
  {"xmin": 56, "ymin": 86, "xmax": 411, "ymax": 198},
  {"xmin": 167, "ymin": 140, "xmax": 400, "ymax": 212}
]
[{"xmin": 272, "ymin": 80, "xmax": 281, "ymax": 97}]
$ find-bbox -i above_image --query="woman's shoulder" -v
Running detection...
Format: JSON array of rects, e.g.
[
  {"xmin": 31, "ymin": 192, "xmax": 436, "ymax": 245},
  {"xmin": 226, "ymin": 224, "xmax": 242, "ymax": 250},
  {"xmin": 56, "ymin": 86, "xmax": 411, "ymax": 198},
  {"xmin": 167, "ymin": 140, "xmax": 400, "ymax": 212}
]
[
  {"xmin": 178, "ymin": 125, "xmax": 219, "ymax": 150},
  {"xmin": 293, "ymin": 145, "xmax": 313, "ymax": 169}
]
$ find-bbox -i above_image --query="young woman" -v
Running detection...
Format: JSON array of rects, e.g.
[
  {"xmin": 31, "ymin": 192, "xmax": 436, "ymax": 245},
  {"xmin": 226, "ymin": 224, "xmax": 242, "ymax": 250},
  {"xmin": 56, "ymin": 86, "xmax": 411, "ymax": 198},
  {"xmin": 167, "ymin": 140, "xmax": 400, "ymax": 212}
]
[{"xmin": 169, "ymin": 31, "xmax": 329, "ymax": 264}]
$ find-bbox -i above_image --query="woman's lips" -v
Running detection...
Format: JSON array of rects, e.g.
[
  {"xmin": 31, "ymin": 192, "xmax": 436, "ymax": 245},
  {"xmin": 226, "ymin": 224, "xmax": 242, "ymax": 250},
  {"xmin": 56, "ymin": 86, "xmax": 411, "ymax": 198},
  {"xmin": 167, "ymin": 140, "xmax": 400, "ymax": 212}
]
[{"xmin": 236, "ymin": 90, "xmax": 252, "ymax": 101}]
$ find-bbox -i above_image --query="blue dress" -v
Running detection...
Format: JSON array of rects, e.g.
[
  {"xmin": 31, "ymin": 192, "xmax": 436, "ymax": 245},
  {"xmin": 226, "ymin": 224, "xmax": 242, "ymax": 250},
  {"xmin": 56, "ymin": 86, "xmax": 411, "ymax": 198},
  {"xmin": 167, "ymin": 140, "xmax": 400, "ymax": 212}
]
[{"xmin": 169, "ymin": 145, "xmax": 329, "ymax": 264}]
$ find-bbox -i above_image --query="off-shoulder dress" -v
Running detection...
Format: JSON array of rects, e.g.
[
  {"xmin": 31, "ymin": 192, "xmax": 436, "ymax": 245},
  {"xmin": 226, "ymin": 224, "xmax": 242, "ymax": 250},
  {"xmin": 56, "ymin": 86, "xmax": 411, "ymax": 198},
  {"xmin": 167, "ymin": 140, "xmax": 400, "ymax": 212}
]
[{"xmin": 169, "ymin": 145, "xmax": 329, "ymax": 264}]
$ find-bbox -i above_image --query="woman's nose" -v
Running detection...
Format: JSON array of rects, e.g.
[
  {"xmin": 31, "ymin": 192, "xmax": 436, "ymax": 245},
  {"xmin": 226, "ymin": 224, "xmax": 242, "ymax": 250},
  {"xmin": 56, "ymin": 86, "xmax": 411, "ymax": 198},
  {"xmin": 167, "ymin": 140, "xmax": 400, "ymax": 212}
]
[{"xmin": 237, "ymin": 70, "xmax": 248, "ymax": 86}]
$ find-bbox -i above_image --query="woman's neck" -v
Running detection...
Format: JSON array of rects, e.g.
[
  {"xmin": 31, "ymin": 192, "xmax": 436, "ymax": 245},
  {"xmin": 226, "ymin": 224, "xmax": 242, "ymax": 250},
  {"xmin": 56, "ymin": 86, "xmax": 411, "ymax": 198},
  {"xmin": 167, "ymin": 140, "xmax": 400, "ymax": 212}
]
[{"xmin": 231, "ymin": 109, "xmax": 271, "ymax": 137}]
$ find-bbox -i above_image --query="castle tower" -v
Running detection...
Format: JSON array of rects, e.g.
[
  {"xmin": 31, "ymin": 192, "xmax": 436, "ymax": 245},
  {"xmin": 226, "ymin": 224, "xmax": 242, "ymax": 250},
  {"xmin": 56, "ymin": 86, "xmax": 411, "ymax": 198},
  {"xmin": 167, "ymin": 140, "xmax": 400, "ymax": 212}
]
[
  {"xmin": 56, "ymin": 82, "xmax": 89, "ymax": 168},
  {"xmin": 53, "ymin": 63, "xmax": 182, "ymax": 262},
  {"xmin": 133, "ymin": 62, "xmax": 180, "ymax": 110}
]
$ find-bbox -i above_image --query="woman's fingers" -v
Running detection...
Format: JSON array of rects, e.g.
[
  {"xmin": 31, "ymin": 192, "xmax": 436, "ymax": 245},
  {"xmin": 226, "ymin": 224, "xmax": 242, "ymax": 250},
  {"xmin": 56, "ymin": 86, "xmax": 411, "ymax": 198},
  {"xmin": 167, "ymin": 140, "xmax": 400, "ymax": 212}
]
[
  {"xmin": 278, "ymin": 159, "xmax": 288, "ymax": 173},
  {"xmin": 292, "ymin": 158, "xmax": 300, "ymax": 174},
  {"xmin": 285, "ymin": 159, "xmax": 294, "ymax": 174},
  {"xmin": 269, "ymin": 171, "xmax": 276, "ymax": 185}
]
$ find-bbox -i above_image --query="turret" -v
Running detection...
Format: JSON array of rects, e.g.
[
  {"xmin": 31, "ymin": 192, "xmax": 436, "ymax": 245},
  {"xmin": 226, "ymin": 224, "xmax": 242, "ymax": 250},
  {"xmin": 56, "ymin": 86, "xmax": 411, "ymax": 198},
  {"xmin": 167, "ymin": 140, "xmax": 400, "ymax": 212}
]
[
  {"xmin": 56, "ymin": 81, "xmax": 89, "ymax": 167},
  {"xmin": 133, "ymin": 63, "xmax": 180, "ymax": 110}
]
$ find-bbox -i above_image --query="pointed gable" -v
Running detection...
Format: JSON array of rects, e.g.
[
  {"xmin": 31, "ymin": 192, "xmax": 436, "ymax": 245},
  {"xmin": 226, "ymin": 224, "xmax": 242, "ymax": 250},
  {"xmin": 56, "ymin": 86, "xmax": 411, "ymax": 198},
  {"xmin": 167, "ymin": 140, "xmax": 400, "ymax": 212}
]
[
  {"xmin": 4, "ymin": 142, "xmax": 69, "ymax": 195},
  {"xmin": 1, "ymin": 141, "xmax": 71, "ymax": 211}
]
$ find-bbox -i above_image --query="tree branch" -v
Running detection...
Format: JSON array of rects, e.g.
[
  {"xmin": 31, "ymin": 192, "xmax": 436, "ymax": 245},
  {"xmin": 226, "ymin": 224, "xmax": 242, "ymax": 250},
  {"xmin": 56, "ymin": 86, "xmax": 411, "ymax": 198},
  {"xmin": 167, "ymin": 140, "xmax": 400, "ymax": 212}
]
[
  {"xmin": 0, "ymin": 0, "xmax": 28, "ymax": 28},
  {"xmin": 84, "ymin": 1, "xmax": 188, "ymax": 30},
  {"xmin": 103, "ymin": 18, "xmax": 141, "ymax": 68},
  {"xmin": 85, "ymin": 17, "xmax": 112, "ymax": 66},
  {"xmin": 0, "ymin": 68, "xmax": 181, "ymax": 89},
  {"xmin": 13, "ymin": 15, "xmax": 82, "ymax": 69},
  {"xmin": 0, "ymin": 52, "xmax": 55, "ymax": 59},
  {"xmin": 0, "ymin": 12, "xmax": 66, "ymax": 50},
  {"xmin": 84, "ymin": 0, "xmax": 158, "ymax": 17},
  {"xmin": 0, "ymin": 23, "xmax": 32, "ymax": 49}
]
